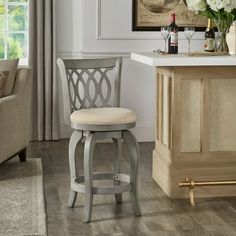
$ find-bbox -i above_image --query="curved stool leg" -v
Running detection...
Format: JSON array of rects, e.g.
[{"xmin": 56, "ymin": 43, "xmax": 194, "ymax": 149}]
[
  {"xmin": 84, "ymin": 133, "xmax": 96, "ymax": 223},
  {"xmin": 113, "ymin": 138, "xmax": 122, "ymax": 204},
  {"xmin": 68, "ymin": 130, "xmax": 83, "ymax": 208},
  {"xmin": 123, "ymin": 130, "xmax": 142, "ymax": 216}
]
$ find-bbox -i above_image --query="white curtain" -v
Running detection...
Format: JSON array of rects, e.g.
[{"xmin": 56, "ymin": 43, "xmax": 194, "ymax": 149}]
[{"xmin": 29, "ymin": 0, "xmax": 59, "ymax": 141}]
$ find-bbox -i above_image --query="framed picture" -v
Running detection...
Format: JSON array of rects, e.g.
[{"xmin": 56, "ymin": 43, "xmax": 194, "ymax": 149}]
[{"xmin": 132, "ymin": 0, "xmax": 207, "ymax": 31}]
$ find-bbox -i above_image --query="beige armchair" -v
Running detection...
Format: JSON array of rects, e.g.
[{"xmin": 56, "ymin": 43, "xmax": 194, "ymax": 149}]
[{"xmin": 0, "ymin": 67, "xmax": 32, "ymax": 164}]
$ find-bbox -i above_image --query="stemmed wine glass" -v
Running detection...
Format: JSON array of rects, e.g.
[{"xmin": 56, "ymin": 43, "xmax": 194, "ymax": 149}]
[
  {"xmin": 184, "ymin": 26, "xmax": 195, "ymax": 54},
  {"xmin": 161, "ymin": 26, "xmax": 171, "ymax": 54}
]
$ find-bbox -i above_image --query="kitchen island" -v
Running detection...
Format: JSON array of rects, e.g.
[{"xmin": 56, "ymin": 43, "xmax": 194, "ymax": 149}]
[{"xmin": 131, "ymin": 52, "xmax": 236, "ymax": 200}]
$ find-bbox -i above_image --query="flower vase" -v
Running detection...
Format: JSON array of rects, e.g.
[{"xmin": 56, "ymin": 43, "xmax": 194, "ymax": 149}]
[{"xmin": 214, "ymin": 19, "xmax": 232, "ymax": 53}]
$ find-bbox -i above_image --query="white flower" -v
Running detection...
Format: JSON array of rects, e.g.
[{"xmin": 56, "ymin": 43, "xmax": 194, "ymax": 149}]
[
  {"xmin": 186, "ymin": 0, "xmax": 207, "ymax": 13},
  {"xmin": 224, "ymin": 4, "xmax": 233, "ymax": 12},
  {"xmin": 207, "ymin": 0, "xmax": 236, "ymax": 12},
  {"xmin": 207, "ymin": 0, "xmax": 220, "ymax": 11}
]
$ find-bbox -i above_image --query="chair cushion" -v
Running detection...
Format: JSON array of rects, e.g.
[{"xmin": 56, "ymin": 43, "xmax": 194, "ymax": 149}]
[
  {"xmin": 0, "ymin": 59, "xmax": 19, "ymax": 96},
  {"xmin": 0, "ymin": 71, "xmax": 9, "ymax": 98},
  {"xmin": 70, "ymin": 107, "xmax": 136, "ymax": 126}
]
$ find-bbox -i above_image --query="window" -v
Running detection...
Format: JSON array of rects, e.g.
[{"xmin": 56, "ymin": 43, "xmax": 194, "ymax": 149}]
[{"xmin": 0, "ymin": 0, "xmax": 29, "ymax": 64}]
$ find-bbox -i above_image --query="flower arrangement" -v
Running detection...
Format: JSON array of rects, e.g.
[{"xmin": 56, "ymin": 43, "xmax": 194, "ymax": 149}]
[
  {"xmin": 186, "ymin": 0, "xmax": 236, "ymax": 52},
  {"xmin": 186, "ymin": 0, "xmax": 236, "ymax": 19}
]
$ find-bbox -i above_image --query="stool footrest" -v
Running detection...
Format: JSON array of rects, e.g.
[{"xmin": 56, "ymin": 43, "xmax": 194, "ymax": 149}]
[
  {"xmin": 75, "ymin": 172, "xmax": 130, "ymax": 183},
  {"xmin": 71, "ymin": 172, "xmax": 131, "ymax": 195},
  {"xmin": 93, "ymin": 183, "xmax": 132, "ymax": 195}
]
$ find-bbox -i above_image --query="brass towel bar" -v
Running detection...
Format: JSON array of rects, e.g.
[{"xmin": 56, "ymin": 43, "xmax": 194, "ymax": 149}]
[{"xmin": 179, "ymin": 177, "xmax": 236, "ymax": 206}]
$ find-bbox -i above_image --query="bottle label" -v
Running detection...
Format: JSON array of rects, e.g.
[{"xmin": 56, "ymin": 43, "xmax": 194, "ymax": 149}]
[
  {"xmin": 171, "ymin": 32, "xmax": 178, "ymax": 46},
  {"xmin": 205, "ymin": 38, "xmax": 215, "ymax": 51}
]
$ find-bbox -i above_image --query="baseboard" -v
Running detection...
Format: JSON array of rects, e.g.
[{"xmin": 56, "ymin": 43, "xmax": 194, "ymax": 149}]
[{"xmin": 59, "ymin": 123, "xmax": 155, "ymax": 142}]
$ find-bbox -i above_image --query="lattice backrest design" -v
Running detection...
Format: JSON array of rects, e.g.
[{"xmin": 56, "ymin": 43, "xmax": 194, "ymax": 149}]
[
  {"xmin": 57, "ymin": 58, "xmax": 122, "ymax": 122},
  {"xmin": 66, "ymin": 67, "xmax": 114, "ymax": 111}
]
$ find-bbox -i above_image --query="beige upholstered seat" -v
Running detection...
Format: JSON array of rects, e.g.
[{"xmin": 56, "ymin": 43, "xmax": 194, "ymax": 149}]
[{"xmin": 71, "ymin": 107, "xmax": 136, "ymax": 125}]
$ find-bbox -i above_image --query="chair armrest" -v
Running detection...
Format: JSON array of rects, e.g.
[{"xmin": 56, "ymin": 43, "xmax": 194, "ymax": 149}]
[
  {"xmin": 0, "ymin": 94, "xmax": 21, "ymax": 132},
  {"xmin": 13, "ymin": 68, "xmax": 32, "ymax": 96},
  {"xmin": 0, "ymin": 94, "xmax": 27, "ymax": 163},
  {"xmin": 0, "ymin": 69, "xmax": 32, "ymax": 162},
  {"xmin": 0, "ymin": 95, "xmax": 21, "ymax": 120},
  {"xmin": 0, "ymin": 95, "xmax": 18, "ymax": 106}
]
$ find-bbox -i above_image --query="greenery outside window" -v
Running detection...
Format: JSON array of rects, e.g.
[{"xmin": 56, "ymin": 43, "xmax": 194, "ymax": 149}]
[{"xmin": 0, "ymin": 0, "xmax": 29, "ymax": 64}]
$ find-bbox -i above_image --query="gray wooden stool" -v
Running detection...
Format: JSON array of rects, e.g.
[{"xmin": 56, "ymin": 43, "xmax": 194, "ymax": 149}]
[{"xmin": 57, "ymin": 57, "xmax": 141, "ymax": 222}]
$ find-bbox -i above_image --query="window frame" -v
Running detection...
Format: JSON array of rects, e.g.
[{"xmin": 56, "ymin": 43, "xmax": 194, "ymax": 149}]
[{"xmin": 0, "ymin": 0, "xmax": 29, "ymax": 65}]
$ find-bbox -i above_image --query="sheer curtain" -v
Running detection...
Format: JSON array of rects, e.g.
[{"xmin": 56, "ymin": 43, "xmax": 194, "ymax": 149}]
[{"xmin": 29, "ymin": 0, "xmax": 59, "ymax": 141}]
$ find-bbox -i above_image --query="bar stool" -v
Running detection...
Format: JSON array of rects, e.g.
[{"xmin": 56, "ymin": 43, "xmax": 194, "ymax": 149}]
[{"xmin": 57, "ymin": 57, "xmax": 141, "ymax": 222}]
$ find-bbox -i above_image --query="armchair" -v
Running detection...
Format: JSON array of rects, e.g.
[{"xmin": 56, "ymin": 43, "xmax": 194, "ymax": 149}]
[{"xmin": 0, "ymin": 67, "xmax": 32, "ymax": 164}]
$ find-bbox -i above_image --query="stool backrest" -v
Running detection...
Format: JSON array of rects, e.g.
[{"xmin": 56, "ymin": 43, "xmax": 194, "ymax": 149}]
[{"xmin": 57, "ymin": 57, "xmax": 122, "ymax": 125}]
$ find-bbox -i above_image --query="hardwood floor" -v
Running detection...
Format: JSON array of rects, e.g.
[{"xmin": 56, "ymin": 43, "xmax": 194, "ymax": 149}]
[{"xmin": 27, "ymin": 140, "xmax": 236, "ymax": 236}]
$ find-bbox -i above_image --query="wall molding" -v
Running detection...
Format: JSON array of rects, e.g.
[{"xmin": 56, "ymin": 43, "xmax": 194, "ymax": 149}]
[
  {"xmin": 96, "ymin": 0, "xmax": 204, "ymax": 41},
  {"xmin": 96, "ymin": 0, "xmax": 161, "ymax": 40},
  {"xmin": 58, "ymin": 50, "xmax": 132, "ymax": 58}
]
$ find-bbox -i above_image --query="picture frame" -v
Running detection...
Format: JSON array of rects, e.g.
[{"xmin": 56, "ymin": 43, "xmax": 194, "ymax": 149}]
[{"xmin": 132, "ymin": 0, "xmax": 207, "ymax": 31}]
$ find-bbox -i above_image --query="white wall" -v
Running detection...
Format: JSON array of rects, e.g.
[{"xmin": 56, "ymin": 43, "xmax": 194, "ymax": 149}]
[{"xmin": 57, "ymin": 0, "xmax": 205, "ymax": 142}]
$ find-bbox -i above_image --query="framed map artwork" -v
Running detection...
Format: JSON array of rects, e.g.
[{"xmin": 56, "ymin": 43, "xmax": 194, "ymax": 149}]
[{"xmin": 132, "ymin": 0, "xmax": 207, "ymax": 31}]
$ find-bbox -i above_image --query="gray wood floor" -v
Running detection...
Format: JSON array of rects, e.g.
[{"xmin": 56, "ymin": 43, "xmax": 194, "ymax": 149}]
[{"xmin": 27, "ymin": 140, "xmax": 236, "ymax": 236}]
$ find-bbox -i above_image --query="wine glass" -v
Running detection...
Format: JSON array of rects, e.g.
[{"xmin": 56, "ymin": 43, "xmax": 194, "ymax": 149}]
[
  {"xmin": 184, "ymin": 26, "xmax": 195, "ymax": 54},
  {"xmin": 161, "ymin": 26, "xmax": 171, "ymax": 54}
]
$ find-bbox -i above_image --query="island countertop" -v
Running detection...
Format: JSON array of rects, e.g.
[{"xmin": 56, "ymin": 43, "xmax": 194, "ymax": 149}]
[
  {"xmin": 131, "ymin": 52, "xmax": 236, "ymax": 67},
  {"xmin": 131, "ymin": 51, "xmax": 236, "ymax": 201}
]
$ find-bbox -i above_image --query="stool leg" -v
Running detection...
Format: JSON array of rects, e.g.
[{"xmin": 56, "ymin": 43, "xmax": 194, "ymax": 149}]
[
  {"xmin": 84, "ymin": 133, "xmax": 96, "ymax": 223},
  {"xmin": 113, "ymin": 138, "xmax": 122, "ymax": 204},
  {"xmin": 68, "ymin": 130, "xmax": 83, "ymax": 208},
  {"xmin": 123, "ymin": 130, "xmax": 142, "ymax": 217}
]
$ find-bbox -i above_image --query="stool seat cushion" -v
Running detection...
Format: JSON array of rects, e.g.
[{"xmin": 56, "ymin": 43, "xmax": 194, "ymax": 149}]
[{"xmin": 70, "ymin": 107, "xmax": 136, "ymax": 126}]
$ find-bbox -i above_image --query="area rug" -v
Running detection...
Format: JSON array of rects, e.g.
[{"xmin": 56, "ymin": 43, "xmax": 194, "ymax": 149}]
[{"xmin": 0, "ymin": 158, "xmax": 47, "ymax": 236}]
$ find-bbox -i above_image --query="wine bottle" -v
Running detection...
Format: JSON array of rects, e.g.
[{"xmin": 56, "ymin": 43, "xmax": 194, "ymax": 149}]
[
  {"xmin": 205, "ymin": 19, "xmax": 215, "ymax": 52},
  {"xmin": 168, "ymin": 13, "xmax": 178, "ymax": 54}
]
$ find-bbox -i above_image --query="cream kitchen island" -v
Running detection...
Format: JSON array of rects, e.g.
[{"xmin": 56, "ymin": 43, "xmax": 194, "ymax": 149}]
[{"xmin": 131, "ymin": 52, "xmax": 236, "ymax": 201}]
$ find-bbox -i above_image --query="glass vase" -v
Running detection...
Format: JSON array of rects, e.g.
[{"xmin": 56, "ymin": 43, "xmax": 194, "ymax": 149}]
[{"xmin": 214, "ymin": 19, "xmax": 232, "ymax": 53}]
